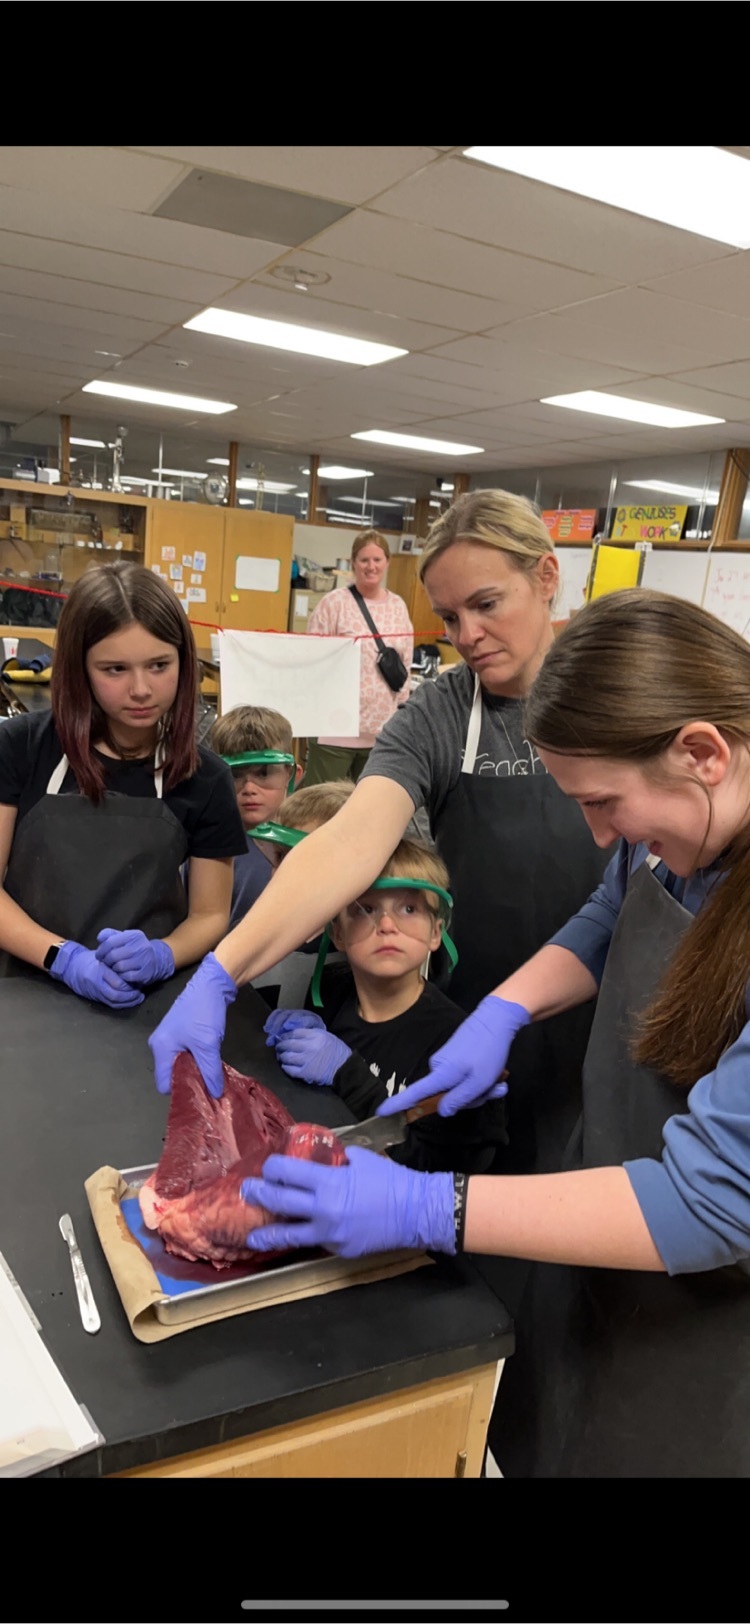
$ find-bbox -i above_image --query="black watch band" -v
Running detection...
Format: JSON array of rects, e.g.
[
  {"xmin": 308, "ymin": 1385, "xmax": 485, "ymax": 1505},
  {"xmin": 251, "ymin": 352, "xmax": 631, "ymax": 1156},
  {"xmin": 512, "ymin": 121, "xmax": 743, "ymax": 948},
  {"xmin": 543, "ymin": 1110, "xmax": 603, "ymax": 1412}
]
[
  {"xmin": 453, "ymin": 1173, "xmax": 469, "ymax": 1253},
  {"xmin": 43, "ymin": 941, "xmax": 65, "ymax": 973}
]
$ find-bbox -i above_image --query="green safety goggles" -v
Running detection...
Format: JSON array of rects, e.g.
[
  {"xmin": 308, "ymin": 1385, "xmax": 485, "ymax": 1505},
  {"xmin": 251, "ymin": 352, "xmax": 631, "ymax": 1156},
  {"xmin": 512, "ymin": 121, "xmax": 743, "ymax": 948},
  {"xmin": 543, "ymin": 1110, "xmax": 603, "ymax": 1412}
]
[
  {"xmin": 311, "ymin": 875, "xmax": 458, "ymax": 1009},
  {"xmin": 222, "ymin": 751, "xmax": 296, "ymax": 770},
  {"xmin": 251, "ymin": 820, "xmax": 308, "ymax": 850}
]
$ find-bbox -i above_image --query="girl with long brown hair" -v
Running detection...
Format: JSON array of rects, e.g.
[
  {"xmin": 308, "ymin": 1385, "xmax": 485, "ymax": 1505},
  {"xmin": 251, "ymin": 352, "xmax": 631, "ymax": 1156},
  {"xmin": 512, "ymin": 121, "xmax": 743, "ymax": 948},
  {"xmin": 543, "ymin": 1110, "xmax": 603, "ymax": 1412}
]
[
  {"xmin": 237, "ymin": 588, "xmax": 750, "ymax": 1477},
  {"xmin": 0, "ymin": 562, "xmax": 245, "ymax": 1007}
]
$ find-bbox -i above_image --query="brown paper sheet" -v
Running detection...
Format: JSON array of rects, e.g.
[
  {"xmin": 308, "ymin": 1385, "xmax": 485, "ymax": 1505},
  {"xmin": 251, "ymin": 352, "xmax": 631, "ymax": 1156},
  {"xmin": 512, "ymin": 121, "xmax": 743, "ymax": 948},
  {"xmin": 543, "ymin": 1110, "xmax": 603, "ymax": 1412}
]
[{"xmin": 85, "ymin": 1166, "xmax": 430, "ymax": 1344}]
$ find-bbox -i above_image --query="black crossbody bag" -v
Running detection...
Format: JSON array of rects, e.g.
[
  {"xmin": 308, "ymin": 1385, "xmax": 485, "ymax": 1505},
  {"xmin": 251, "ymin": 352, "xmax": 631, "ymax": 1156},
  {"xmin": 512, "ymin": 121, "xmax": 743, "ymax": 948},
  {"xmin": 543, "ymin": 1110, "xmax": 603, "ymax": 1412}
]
[{"xmin": 348, "ymin": 585, "xmax": 409, "ymax": 693}]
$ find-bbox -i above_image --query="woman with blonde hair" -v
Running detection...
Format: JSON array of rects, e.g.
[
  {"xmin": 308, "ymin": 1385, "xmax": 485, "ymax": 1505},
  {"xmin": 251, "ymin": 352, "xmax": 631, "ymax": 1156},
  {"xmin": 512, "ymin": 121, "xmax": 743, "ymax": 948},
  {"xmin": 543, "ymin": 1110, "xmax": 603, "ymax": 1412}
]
[
  {"xmin": 152, "ymin": 489, "xmax": 607, "ymax": 1196},
  {"xmin": 241, "ymin": 588, "xmax": 750, "ymax": 1477}
]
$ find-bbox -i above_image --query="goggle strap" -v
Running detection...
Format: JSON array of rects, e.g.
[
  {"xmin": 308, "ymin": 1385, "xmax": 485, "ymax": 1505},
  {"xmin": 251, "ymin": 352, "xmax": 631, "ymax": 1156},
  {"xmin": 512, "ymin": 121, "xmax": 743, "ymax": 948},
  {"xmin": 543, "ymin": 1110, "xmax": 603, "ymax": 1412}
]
[
  {"xmin": 251, "ymin": 821, "xmax": 307, "ymax": 849},
  {"xmin": 222, "ymin": 751, "xmax": 296, "ymax": 769},
  {"xmin": 310, "ymin": 930, "xmax": 331, "ymax": 1010}
]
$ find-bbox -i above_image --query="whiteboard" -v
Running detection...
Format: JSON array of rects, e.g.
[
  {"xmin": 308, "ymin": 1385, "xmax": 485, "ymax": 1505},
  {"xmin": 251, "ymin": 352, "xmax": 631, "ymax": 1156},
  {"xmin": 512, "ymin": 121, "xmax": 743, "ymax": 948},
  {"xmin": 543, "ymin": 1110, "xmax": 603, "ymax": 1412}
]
[
  {"xmin": 641, "ymin": 549, "xmax": 710, "ymax": 606},
  {"xmin": 703, "ymin": 553, "xmax": 750, "ymax": 639},
  {"xmin": 556, "ymin": 548, "xmax": 592, "ymax": 618}
]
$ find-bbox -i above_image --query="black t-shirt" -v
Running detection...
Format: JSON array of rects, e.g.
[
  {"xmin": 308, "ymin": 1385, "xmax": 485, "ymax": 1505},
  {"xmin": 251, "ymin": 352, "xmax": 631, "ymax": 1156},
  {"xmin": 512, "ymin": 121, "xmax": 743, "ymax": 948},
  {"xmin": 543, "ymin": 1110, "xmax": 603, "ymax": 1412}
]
[
  {"xmin": 0, "ymin": 711, "xmax": 246, "ymax": 861},
  {"xmin": 312, "ymin": 965, "xmax": 507, "ymax": 1175}
]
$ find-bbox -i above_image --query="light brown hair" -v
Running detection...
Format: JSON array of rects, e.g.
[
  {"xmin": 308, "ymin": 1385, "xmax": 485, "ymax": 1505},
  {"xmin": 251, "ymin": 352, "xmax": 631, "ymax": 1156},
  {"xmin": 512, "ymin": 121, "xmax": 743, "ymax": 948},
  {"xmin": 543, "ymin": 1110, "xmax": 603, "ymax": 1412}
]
[
  {"xmin": 351, "ymin": 530, "xmax": 390, "ymax": 562},
  {"xmin": 370, "ymin": 836, "xmax": 451, "ymax": 919},
  {"xmin": 209, "ymin": 705, "xmax": 293, "ymax": 757},
  {"xmin": 524, "ymin": 588, "xmax": 750, "ymax": 1088},
  {"xmin": 276, "ymin": 779, "xmax": 354, "ymax": 829},
  {"xmin": 418, "ymin": 489, "xmax": 554, "ymax": 585},
  {"xmin": 51, "ymin": 560, "xmax": 198, "ymax": 802}
]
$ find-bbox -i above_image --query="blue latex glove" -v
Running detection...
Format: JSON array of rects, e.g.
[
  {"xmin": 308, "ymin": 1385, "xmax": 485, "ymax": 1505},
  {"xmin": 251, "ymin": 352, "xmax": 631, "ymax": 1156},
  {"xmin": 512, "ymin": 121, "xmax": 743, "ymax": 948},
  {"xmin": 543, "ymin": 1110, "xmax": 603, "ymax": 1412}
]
[
  {"xmin": 274, "ymin": 1026, "xmax": 352, "ymax": 1087},
  {"xmin": 242, "ymin": 1147, "xmax": 456, "ymax": 1259},
  {"xmin": 95, "ymin": 929, "xmax": 175, "ymax": 987},
  {"xmin": 263, "ymin": 1008, "xmax": 325, "ymax": 1048},
  {"xmin": 50, "ymin": 940, "xmax": 144, "ymax": 1008},
  {"xmin": 148, "ymin": 952, "xmax": 237, "ymax": 1099},
  {"xmin": 377, "ymin": 994, "xmax": 530, "ymax": 1119}
]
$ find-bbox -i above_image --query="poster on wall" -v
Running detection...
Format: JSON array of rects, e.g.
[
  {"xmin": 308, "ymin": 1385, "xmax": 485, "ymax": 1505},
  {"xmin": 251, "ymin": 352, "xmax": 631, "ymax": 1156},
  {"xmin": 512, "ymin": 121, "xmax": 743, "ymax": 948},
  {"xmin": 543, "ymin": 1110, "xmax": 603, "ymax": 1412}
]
[
  {"xmin": 611, "ymin": 505, "xmax": 687, "ymax": 542},
  {"xmin": 542, "ymin": 509, "xmax": 598, "ymax": 542}
]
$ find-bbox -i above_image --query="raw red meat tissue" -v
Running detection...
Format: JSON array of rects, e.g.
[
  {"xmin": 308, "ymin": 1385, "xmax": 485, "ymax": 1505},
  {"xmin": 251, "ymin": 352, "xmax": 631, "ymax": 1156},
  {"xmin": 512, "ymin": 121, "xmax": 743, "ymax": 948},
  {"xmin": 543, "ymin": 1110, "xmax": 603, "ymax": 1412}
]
[{"xmin": 139, "ymin": 1054, "xmax": 347, "ymax": 1269}]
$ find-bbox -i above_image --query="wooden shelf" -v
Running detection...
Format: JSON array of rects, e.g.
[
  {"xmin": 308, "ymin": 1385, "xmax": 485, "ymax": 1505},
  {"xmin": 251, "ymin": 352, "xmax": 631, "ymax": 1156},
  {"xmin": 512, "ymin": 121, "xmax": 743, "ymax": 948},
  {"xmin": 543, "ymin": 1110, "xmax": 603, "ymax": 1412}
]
[{"xmin": 0, "ymin": 478, "xmax": 148, "ymax": 508}]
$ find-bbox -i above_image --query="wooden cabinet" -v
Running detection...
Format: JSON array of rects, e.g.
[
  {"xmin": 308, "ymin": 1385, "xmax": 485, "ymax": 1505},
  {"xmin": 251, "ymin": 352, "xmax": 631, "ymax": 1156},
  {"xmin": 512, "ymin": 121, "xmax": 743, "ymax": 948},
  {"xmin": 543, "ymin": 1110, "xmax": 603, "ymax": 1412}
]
[
  {"xmin": 146, "ymin": 503, "xmax": 293, "ymax": 635},
  {"xmin": 112, "ymin": 1362, "xmax": 497, "ymax": 1479},
  {"xmin": 0, "ymin": 479, "xmax": 149, "ymax": 616},
  {"xmin": 386, "ymin": 553, "xmax": 445, "ymax": 646}
]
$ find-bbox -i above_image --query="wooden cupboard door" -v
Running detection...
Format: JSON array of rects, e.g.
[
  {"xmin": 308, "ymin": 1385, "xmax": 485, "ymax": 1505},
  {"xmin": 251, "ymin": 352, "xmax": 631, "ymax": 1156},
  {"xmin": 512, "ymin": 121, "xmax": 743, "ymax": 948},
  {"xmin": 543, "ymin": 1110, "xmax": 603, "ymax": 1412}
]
[
  {"xmin": 411, "ymin": 574, "xmax": 445, "ymax": 644},
  {"xmin": 147, "ymin": 503, "xmax": 225, "ymax": 630},
  {"xmin": 221, "ymin": 510, "xmax": 293, "ymax": 632},
  {"xmin": 112, "ymin": 1364, "xmax": 497, "ymax": 1479},
  {"xmin": 385, "ymin": 555, "xmax": 445, "ymax": 645}
]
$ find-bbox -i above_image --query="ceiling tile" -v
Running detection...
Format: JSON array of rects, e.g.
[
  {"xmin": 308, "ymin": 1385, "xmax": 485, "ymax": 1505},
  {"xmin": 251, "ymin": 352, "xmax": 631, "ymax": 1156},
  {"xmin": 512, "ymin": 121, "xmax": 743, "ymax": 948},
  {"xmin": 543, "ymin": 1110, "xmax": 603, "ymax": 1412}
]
[
  {"xmin": 0, "ymin": 146, "xmax": 186, "ymax": 211},
  {"xmin": 496, "ymin": 302, "xmax": 743, "ymax": 376},
  {"xmin": 509, "ymin": 287, "xmax": 750, "ymax": 365},
  {"xmin": 211, "ymin": 279, "xmax": 461, "ymax": 353},
  {"xmin": 305, "ymin": 210, "xmax": 617, "ymax": 307},
  {"xmin": 423, "ymin": 336, "xmax": 640, "ymax": 398},
  {"xmin": 0, "ymin": 231, "xmax": 236, "ymax": 304},
  {"xmin": 609, "ymin": 376, "xmax": 750, "ymax": 421},
  {"xmin": 132, "ymin": 147, "xmax": 443, "ymax": 205},
  {"xmin": 0, "ymin": 291, "xmax": 164, "ymax": 344},
  {"xmin": 372, "ymin": 158, "xmax": 737, "ymax": 281},
  {"xmin": 645, "ymin": 252, "xmax": 750, "ymax": 319},
  {"xmin": 666, "ymin": 359, "xmax": 750, "ymax": 401},
  {"xmin": 252, "ymin": 250, "xmax": 528, "ymax": 332},
  {"xmin": 0, "ymin": 263, "xmax": 200, "ymax": 326}
]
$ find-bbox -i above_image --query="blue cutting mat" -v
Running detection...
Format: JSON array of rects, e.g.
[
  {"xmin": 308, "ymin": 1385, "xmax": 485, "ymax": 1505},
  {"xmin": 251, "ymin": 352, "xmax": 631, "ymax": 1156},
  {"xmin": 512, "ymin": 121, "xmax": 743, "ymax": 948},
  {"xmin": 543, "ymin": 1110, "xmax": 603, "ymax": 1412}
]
[{"xmin": 120, "ymin": 1194, "xmax": 274, "ymax": 1297}]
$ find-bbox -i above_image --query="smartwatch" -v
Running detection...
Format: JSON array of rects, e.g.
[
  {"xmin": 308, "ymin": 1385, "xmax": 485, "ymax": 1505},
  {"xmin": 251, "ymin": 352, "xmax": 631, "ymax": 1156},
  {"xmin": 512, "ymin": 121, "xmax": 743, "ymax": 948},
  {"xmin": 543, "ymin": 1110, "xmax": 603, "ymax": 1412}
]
[{"xmin": 43, "ymin": 941, "xmax": 66, "ymax": 973}]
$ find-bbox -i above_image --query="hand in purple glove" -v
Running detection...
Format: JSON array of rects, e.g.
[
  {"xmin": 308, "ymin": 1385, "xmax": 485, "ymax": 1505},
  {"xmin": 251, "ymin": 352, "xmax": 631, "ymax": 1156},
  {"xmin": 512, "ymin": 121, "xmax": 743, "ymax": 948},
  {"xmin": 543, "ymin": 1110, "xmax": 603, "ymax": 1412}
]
[
  {"xmin": 148, "ymin": 952, "xmax": 237, "ymax": 1099},
  {"xmin": 263, "ymin": 1008, "xmax": 325, "ymax": 1049},
  {"xmin": 95, "ymin": 929, "xmax": 175, "ymax": 987},
  {"xmin": 377, "ymin": 994, "xmax": 529, "ymax": 1119},
  {"xmin": 242, "ymin": 1147, "xmax": 456, "ymax": 1259},
  {"xmin": 274, "ymin": 1026, "xmax": 351, "ymax": 1087},
  {"xmin": 50, "ymin": 940, "xmax": 144, "ymax": 1009}
]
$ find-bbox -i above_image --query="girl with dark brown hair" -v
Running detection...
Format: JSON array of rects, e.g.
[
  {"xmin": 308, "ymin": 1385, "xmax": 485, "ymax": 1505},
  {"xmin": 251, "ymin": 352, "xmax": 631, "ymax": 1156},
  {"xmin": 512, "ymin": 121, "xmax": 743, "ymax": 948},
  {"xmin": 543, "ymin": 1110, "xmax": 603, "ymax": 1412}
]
[
  {"xmin": 0, "ymin": 562, "xmax": 245, "ymax": 1007},
  {"xmin": 236, "ymin": 588, "xmax": 750, "ymax": 1477}
]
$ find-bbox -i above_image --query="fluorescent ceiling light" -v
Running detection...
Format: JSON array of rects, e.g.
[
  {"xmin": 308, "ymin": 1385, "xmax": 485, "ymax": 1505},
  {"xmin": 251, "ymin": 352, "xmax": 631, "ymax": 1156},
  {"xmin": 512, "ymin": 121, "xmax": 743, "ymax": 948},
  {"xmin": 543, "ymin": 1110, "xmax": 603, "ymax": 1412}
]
[
  {"xmin": 622, "ymin": 479, "xmax": 720, "ymax": 501},
  {"xmin": 206, "ymin": 457, "xmax": 230, "ymax": 466},
  {"xmin": 183, "ymin": 307, "xmax": 407, "ymax": 367},
  {"xmin": 82, "ymin": 380, "xmax": 237, "ymax": 414},
  {"xmin": 119, "ymin": 475, "xmax": 175, "ymax": 488},
  {"xmin": 463, "ymin": 145, "xmax": 750, "ymax": 249},
  {"xmin": 352, "ymin": 430, "xmax": 484, "ymax": 455},
  {"xmin": 390, "ymin": 495, "xmax": 417, "ymax": 502},
  {"xmin": 317, "ymin": 466, "xmax": 375, "ymax": 480},
  {"xmin": 339, "ymin": 494, "xmax": 403, "ymax": 508},
  {"xmin": 540, "ymin": 391, "xmax": 724, "ymax": 429},
  {"xmin": 152, "ymin": 467, "xmax": 207, "ymax": 479},
  {"xmin": 236, "ymin": 477, "xmax": 297, "ymax": 494},
  {"xmin": 70, "ymin": 436, "xmax": 106, "ymax": 448},
  {"xmin": 239, "ymin": 499, "xmax": 255, "ymax": 507}
]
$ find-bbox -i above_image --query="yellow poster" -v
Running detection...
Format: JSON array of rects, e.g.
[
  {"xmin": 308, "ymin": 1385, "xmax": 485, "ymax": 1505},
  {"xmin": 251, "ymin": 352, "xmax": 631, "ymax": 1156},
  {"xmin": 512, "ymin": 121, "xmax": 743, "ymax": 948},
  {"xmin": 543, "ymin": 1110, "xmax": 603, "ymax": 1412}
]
[
  {"xmin": 586, "ymin": 544, "xmax": 645, "ymax": 602},
  {"xmin": 611, "ymin": 505, "xmax": 687, "ymax": 542}
]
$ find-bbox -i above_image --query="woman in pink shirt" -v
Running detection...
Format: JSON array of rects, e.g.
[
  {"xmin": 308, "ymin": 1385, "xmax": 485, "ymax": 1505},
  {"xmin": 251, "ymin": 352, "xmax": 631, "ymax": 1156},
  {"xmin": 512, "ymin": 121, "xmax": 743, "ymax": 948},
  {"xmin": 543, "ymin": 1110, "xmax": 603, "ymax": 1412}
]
[{"xmin": 302, "ymin": 530, "xmax": 414, "ymax": 785}]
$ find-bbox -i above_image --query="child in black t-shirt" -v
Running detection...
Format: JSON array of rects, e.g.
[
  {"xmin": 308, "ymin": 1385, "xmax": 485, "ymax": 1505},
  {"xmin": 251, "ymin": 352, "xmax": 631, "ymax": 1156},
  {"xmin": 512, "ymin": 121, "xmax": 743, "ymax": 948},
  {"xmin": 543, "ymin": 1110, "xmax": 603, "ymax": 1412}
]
[{"xmin": 266, "ymin": 838, "xmax": 506, "ymax": 1174}]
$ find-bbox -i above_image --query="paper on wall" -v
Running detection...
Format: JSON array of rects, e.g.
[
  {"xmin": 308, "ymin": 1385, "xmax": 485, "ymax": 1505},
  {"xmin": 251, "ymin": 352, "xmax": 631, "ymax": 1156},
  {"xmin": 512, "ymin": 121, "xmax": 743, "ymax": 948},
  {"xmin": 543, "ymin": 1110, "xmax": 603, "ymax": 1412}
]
[
  {"xmin": 182, "ymin": 554, "xmax": 193, "ymax": 567},
  {"xmin": 170, "ymin": 565, "xmax": 183, "ymax": 581},
  {"xmin": 174, "ymin": 580, "xmax": 184, "ymax": 594},
  {"xmin": 161, "ymin": 546, "xmax": 175, "ymax": 562},
  {"xmin": 186, "ymin": 587, "xmax": 206, "ymax": 603},
  {"xmin": 193, "ymin": 551, "xmax": 206, "ymax": 572},
  {"xmin": 220, "ymin": 630, "xmax": 361, "ymax": 737},
  {"xmin": 190, "ymin": 572, "xmax": 202, "ymax": 585},
  {"xmin": 295, "ymin": 593, "xmax": 309, "ymax": 617},
  {"xmin": 235, "ymin": 556, "xmax": 280, "ymax": 593}
]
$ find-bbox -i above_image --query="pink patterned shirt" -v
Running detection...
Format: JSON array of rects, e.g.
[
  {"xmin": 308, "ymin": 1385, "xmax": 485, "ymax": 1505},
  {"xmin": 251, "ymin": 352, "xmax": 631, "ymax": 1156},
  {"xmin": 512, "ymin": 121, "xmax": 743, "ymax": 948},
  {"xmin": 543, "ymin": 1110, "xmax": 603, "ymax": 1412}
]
[{"xmin": 308, "ymin": 586, "xmax": 414, "ymax": 748}]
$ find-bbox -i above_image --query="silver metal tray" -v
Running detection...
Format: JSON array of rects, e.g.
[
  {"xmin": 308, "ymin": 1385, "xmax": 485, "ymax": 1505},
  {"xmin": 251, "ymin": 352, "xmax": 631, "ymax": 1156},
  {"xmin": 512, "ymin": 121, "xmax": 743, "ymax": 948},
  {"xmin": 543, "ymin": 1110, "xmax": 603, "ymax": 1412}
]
[{"xmin": 120, "ymin": 1163, "xmax": 421, "ymax": 1327}]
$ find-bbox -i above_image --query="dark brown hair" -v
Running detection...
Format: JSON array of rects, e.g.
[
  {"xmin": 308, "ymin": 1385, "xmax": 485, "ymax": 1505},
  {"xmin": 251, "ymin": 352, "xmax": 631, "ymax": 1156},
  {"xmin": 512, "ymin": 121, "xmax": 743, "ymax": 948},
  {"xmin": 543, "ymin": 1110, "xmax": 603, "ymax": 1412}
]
[
  {"xmin": 209, "ymin": 705, "xmax": 293, "ymax": 757},
  {"xmin": 51, "ymin": 562, "xmax": 199, "ymax": 802},
  {"xmin": 524, "ymin": 588, "xmax": 750, "ymax": 1088},
  {"xmin": 351, "ymin": 530, "xmax": 390, "ymax": 562}
]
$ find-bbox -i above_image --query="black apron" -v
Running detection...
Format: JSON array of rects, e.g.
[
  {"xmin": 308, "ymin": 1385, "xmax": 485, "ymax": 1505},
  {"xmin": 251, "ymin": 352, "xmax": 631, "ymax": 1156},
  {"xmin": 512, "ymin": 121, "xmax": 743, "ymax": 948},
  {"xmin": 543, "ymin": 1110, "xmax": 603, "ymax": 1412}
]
[
  {"xmin": 434, "ymin": 674, "xmax": 611, "ymax": 1183},
  {"xmin": 491, "ymin": 858, "xmax": 750, "ymax": 1477},
  {"xmin": 2, "ymin": 746, "xmax": 188, "ymax": 959}
]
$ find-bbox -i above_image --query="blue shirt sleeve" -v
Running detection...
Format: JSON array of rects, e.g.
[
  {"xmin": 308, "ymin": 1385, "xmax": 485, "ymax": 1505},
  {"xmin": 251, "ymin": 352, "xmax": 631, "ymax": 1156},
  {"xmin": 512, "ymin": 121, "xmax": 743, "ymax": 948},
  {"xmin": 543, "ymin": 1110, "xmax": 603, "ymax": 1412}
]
[
  {"xmin": 547, "ymin": 839, "xmax": 632, "ymax": 984},
  {"xmin": 625, "ymin": 1015, "xmax": 750, "ymax": 1274}
]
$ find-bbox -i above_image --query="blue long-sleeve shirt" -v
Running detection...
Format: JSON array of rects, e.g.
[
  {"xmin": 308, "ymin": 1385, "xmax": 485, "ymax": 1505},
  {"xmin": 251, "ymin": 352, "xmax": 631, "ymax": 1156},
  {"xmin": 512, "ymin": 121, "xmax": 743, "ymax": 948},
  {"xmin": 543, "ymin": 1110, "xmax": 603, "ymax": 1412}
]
[{"xmin": 551, "ymin": 840, "xmax": 750, "ymax": 1277}]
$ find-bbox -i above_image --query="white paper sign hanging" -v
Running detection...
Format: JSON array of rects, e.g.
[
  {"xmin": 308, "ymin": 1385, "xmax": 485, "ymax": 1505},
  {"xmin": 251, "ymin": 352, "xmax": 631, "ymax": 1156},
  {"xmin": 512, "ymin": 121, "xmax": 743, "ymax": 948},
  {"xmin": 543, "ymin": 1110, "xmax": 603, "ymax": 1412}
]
[
  {"xmin": 234, "ymin": 556, "xmax": 280, "ymax": 593},
  {"xmin": 220, "ymin": 630, "xmax": 361, "ymax": 737}
]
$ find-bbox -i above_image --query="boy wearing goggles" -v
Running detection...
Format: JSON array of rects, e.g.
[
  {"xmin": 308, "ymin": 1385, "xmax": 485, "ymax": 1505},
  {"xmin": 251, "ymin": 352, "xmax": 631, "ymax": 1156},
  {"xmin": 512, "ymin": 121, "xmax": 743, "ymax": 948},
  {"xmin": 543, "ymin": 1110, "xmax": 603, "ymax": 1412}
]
[{"xmin": 208, "ymin": 707, "xmax": 301, "ymax": 929}]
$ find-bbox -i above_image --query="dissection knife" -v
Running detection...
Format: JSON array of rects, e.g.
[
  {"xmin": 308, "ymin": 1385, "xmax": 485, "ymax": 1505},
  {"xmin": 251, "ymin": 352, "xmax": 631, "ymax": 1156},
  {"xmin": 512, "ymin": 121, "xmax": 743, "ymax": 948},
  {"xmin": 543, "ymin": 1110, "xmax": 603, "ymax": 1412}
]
[
  {"xmin": 59, "ymin": 1213, "xmax": 101, "ymax": 1334},
  {"xmin": 333, "ymin": 1093, "xmax": 446, "ymax": 1153}
]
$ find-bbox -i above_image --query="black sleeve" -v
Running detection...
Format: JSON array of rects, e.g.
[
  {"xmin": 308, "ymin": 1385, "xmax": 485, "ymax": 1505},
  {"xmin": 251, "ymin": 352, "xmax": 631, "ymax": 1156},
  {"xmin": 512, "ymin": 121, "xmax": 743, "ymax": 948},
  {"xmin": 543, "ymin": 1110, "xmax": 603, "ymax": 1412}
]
[
  {"xmin": 187, "ymin": 763, "xmax": 247, "ymax": 861},
  {"xmin": 333, "ymin": 1052, "xmax": 391, "ymax": 1119},
  {"xmin": 0, "ymin": 715, "xmax": 33, "ymax": 806}
]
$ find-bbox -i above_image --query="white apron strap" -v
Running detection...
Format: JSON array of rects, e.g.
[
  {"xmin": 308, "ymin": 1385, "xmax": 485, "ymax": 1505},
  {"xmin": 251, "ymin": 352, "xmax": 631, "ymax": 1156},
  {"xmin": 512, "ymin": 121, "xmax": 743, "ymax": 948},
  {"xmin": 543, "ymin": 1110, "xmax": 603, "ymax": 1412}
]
[
  {"xmin": 46, "ymin": 744, "xmax": 165, "ymax": 799},
  {"xmin": 461, "ymin": 673, "xmax": 483, "ymax": 775}
]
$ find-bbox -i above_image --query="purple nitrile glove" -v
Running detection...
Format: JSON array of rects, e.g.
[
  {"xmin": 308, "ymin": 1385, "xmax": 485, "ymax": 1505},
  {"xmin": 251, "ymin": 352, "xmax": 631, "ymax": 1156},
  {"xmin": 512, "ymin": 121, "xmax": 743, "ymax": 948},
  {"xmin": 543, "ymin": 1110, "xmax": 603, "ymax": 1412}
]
[
  {"xmin": 377, "ymin": 994, "xmax": 529, "ymax": 1119},
  {"xmin": 274, "ymin": 1026, "xmax": 352, "ymax": 1087},
  {"xmin": 241, "ymin": 1147, "xmax": 456, "ymax": 1259},
  {"xmin": 50, "ymin": 940, "xmax": 144, "ymax": 1009},
  {"xmin": 148, "ymin": 952, "xmax": 237, "ymax": 1100},
  {"xmin": 95, "ymin": 929, "xmax": 175, "ymax": 987},
  {"xmin": 263, "ymin": 1008, "xmax": 326, "ymax": 1049}
]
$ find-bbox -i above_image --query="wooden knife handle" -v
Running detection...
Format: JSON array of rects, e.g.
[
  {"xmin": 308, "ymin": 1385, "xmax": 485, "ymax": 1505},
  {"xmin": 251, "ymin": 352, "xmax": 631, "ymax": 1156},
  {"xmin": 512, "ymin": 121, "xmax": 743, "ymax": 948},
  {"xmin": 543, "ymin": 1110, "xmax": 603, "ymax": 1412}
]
[{"xmin": 404, "ymin": 1070, "xmax": 509, "ymax": 1127}]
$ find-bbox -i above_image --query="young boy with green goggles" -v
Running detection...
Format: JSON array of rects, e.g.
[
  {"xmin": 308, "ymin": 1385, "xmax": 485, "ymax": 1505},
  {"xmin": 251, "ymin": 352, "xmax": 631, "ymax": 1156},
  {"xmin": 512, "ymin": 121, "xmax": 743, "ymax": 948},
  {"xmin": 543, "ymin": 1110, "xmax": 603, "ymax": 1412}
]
[
  {"xmin": 265, "ymin": 838, "xmax": 506, "ymax": 1175},
  {"xmin": 208, "ymin": 706, "xmax": 301, "ymax": 930}
]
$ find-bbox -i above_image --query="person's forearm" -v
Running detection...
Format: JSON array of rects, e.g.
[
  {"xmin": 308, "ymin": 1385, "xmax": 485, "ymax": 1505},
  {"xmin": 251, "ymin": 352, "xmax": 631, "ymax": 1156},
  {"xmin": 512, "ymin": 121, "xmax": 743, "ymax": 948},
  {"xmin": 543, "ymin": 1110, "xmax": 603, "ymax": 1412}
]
[
  {"xmin": 495, "ymin": 944, "xmax": 598, "ymax": 1020},
  {"xmin": 164, "ymin": 909, "xmax": 231, "ymax": 971},
  {"xmin": 215, "ymin": 778, "xmax": 414, "ymax": 986},
  {"xmin": 464, "ymin": 1166, "xmax": 665, "ymax": 1270},
  {"xmin": 0, "ymin": 887, "xmax": 63, "ymax": 969}
]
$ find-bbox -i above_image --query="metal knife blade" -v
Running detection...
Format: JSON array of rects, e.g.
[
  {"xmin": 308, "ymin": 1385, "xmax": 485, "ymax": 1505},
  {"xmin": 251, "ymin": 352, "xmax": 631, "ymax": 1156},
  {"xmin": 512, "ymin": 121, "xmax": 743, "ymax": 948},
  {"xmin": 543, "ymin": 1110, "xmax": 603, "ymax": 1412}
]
[
  {"xmin": 333, "ymin": 1092, "xmax": 446, "ymax": 1153},
  {"xmin": 59, "ymin": 1213, "xmax": 101, "ymax": 1335}
]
